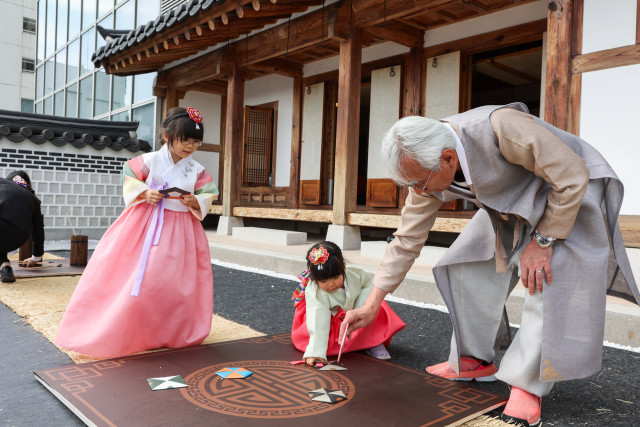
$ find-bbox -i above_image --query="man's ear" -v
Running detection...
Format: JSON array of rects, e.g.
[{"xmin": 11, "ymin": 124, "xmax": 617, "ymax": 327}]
[{"xmin": 441, "ymin": 148, "xmax": 457, "ymax": 167}]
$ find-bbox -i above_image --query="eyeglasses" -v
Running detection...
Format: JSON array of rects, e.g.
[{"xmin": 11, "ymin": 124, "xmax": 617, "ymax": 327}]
[
  {"xmin": 410, "ymin": 169, "xmax": 434, "ymax": 194},
  {"xmin": 176, "ymin": 137, "xmax": 203, "ymax": 147}
]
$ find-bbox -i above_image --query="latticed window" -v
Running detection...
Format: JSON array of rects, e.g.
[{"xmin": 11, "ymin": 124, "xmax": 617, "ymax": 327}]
[{"xmin": 242, "ymin": 106, "xmax": 273, "ymax": 186}]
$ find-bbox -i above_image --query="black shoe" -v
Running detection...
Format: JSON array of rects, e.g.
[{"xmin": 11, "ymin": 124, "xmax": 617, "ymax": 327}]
[{"xmin": 1, "ymin": 265, "xmax": 15, "ymax": 283}]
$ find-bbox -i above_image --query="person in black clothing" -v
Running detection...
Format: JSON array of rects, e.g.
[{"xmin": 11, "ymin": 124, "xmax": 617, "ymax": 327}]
[{"xmin": 0, "ymin": 171, "xmax": 45, "ymax": 283}]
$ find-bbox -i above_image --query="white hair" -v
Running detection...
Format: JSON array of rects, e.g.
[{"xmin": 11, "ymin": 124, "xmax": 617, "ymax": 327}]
[{"xmin": 381, "ymin": 116, "xmax": 457, "ymax": 185}]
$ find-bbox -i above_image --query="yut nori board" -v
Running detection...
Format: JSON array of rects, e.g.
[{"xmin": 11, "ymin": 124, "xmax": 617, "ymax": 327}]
[{"xmin": 35, "ymin": 334, "xmax": 506, "ymax": 426}]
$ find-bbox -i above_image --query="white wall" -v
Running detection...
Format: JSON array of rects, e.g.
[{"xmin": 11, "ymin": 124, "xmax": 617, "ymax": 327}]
[
  {"xmin": 582, "ymin": 0, "xmax": 637, "ymax": 54},
  {"xmin": 179, "ymin": 91, "xmax": 222, "ymax": 184},
  {"xmin": 0, "ymin": 0, "xmax": 36, "ymax": 111},
  {"xmin": 580, "ymin": 64, "xmax": 640, "ymax": 215},
  {"xmin": 244, "ymin": 74, "xmax": 294, "ymax": 187},
  {"xmin": 424, "ymin": 0, "xmax": 547, "ymax": 47}
]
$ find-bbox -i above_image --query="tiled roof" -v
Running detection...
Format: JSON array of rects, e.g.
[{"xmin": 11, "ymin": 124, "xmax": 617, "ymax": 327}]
[
  {"xmin": 92, "ymin": 0, "xmax": 223, "ymax": 67},
  {"xmin": 0, "ymin": 110, "xmax": 151, "ymax": 153}
]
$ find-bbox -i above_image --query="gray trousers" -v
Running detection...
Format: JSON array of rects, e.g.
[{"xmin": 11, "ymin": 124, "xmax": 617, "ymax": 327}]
[{"xmin": 447, "ymin": 180, "xmax": 604, "ymax": 397}]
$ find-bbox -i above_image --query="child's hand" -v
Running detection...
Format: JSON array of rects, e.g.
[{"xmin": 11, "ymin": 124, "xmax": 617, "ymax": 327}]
[
  {"xmin": 304, "ymin": 357, "xmax": 325, "ymax": 366},
  {"xmin": 142, "ymin": 189, "xmax": 164, "ymax": 205},
  {"xmin": 180, "ymin": 194, "xmax": 200, "ymax": 210}
]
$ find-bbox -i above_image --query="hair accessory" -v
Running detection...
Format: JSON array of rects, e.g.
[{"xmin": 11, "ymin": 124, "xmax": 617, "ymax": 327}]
[
  {"xmin": 187, "ymin": 107, "xmax": 202, "ymax": 130},
  {"xmin": 309, "ymin": 246, "xmax": 330, "ymax": 266},
  {"xmin": 291, "ymin": 269, "xmax": 310, "ymax": 306},
  {"xmin": 12, "ymin": 175, "xmax": 35, "ymax": 195}
]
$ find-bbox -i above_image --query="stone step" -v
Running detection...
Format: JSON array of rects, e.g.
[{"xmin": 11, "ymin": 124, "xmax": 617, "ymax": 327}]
[{"xmin": 231, "ymin": 226, "xmax": 307, "ymax": 246}]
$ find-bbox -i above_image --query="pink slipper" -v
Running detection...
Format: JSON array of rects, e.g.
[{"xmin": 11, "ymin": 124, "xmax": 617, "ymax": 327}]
[
  {"xmin": 425, "ymin": 356, "xmax": 497, "ymax": 382},
  {"xmin": 500, "ymin": 386, "xmax": 542, "ymax": 426}
]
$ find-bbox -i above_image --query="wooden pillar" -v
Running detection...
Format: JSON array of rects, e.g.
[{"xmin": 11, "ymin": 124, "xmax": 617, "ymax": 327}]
[
  {"xmin": 162, "ymin": 89, "xmax": 179, "ymax": 121},
  {"xmin": 544, "ymin": 0, "xmax": 573, "ymax": 130},
  {"xmin": 332, "ymin": 29, "xmax": 362, "ymax": 225},
  {"xmin": 222, "ymin": 54, "xmax": 245, "ymax": 217},
  {"xmin": 288, "ymin": 76, "xmax": 303, "ymax": 208},
  {"xmin": 403, "ymin": 45, "xmax": 424, "ymax": 117}
]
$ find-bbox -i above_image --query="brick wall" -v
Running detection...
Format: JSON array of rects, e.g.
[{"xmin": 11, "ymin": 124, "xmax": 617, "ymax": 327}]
[{"xmin": 0, "ymin": 140, "xmax": 138, "ymax": 240}]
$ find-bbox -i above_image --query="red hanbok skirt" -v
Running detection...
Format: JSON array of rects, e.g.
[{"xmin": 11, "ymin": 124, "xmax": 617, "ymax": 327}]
[{"xmin": 291, "ymin": 298, "xmax": 405, "ymax": 356}]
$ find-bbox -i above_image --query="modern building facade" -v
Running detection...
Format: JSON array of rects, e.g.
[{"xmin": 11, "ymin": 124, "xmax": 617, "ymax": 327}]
[
  {"xmin": 33, "ymin": 0, "xmax": 160, "ymax": 144},
  {"xmin": 0, "ymin": 0, "xmax": 37, "ymax": 112}
]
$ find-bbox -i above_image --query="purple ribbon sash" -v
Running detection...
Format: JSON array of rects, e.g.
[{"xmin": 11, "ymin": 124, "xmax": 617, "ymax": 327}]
[{"xmin": 131, "ymin": 181, "xmax": 167, "ymax": 296}]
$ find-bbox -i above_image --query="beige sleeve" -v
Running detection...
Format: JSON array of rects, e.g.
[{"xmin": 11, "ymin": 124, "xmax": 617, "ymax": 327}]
[
  {"xmin": 490, "ymin": 108, "xmax": 589, "ymax": 239},
  {"xmin": 372, "ymin": 189, "xmax": 443, "ymax": 293}
]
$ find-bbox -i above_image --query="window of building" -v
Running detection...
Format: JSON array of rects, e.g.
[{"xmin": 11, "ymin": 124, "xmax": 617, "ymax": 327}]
[
  {"xmin": 112, "ymin": 75, "xmax": 132, "ymax": 109},
  {"xmin": 82, "ymin": 0, "xmax": 96, "ymax": 30},
  {"xmin": 79, "ymin": 75, "xmax": 93, "ymax": 118},
  {"xmin": 22, "ymin": 58, "xmax": 35, "ymax": 73},
  {"xmin": 242, "ymin": 106, "xmax": 274, "ymax": 186},
  {"xmin": 36, "ymin": 1, "xmax": 45, "ymax": 63},
  {"xmin": 99, "ymin": 0, "xmax": 114, "ymax": 18},
  {"xmin": 112, "ymin": 110, "xmax": 130, "ymax": 121},
  {"xmin": 44, "ymin": 95, "xmax": 53, "ymax": 115},
  {"xmin": 67, "ymin": 38, "xmax": 80, "ymax": 82},
  {"xmin": 44, "ymin": 59, "xmax": 54, "ymax": 95},
  {"xmin": 57, "ymin": 0, "xmax": 68, "ymax": 50},
  {"xmin": 94, "ymin": 68, "xmax": 111, "ymax": 116},
  {"xmin": 45, "ymin": 0, "xmax": 56, "ymax": 57},
  {"xmin": 54, "ymin": 91, "xmax": 65, "ymax": 115},
  {"xmin": 35, "ymin": 101, "xmax": 43, "ymax": 114},
  {"xmin": 137, "ymin": 0, "xmax": 159, "ymax": 26},
  {"xmin": 66, "ymin": 82, "xmax": 78, "ymax": 117},
  {"xmin": 36, "ymin": 66, "xmax": 44, "ymax": 99},
  {"xmin": 68, "ymin": 0, "xmax": 81, "ymax": 39},
  {"xmin": 23, "ymin": 17, "xmax": 36, "ymax": 33},
  {"xmin": 133, "ymin": 73, "xmax": 155, "ymax": 104},
  {"xmin": 132, "ymin": 102, "xmax": 155, "ymax": 146},
  {"xmin": 80, "ymin": 27, "xmax": 96, "ymax": 76},
  {"xmin": 115, "ymin": 0, "xmax": 135, "ymax": 30},
  {"xmin": 21, "ymin": 99, "xmax": 34, "ymax": 113},
  {"xmin": 55, "ymin": 49, "xmax": 66, "ymax": 89}
]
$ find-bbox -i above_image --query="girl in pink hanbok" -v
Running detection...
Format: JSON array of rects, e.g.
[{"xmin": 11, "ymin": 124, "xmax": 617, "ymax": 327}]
[{"xmin": 56, "ymin": 107, "xmax": 218, "ymax": 358}]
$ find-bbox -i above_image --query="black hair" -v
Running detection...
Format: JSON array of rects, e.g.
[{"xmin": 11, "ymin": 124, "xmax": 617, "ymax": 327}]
[
  {"xmin": 160, "ymin": 107, "xmax": 205, "ymax": 146},
  {"xmin": 7, "ymin": 170, "xmax": 32, "ymax": 186},
  {"xmin": 306, "ymin": 241, "xmax": 346, "ymax": 282}
]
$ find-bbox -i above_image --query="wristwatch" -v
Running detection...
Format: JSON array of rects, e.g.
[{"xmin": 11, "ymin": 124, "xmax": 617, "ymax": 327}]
[{"xmin": 531, "ymin": 229, "xmax": 557, "ymax": 248}]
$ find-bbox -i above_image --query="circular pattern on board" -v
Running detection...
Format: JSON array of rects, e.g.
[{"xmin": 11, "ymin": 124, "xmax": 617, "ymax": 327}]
[{"xmin": 181, "ymin": 360, "xmax": 354, "ymax": 418}]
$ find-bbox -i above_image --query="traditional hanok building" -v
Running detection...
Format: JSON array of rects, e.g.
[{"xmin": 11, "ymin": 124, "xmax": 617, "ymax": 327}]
[{"xmin": 92, "ymin": 0, "xmax": 640, "ymax": 248}]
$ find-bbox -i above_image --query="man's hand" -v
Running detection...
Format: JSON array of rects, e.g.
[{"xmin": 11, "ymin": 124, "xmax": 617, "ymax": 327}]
[
  {"xmin": 520, "ymin": 239, "xmax": 553, "ymax": 295},
  {"xmin": 339, "ymin": 287, "xmax": 388, "ymax": 340}
]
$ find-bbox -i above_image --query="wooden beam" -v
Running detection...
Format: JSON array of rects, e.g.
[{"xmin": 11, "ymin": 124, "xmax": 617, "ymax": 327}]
[
  {"xmin": 332, "ymin": 30, "xmax": 362, "ymax": 225},
  {"xmin": 354, "ymin": 0, "xmax": 451, "ymax": 28},
  {"xmin": 232, "ymin": 207, "xmax": 333, "ymax": 222},
  {"xmin": 181, "ymin": 80, "xmax": 229, "ymax": 95},
  {"xmin": 249, "ymin": 58, "xmax": 302, "ymax": 78},
  {"xmin": 347, "ymin": 213, "xmax": 469, "ymax": 232},
  {"xmin": 289, "ymin": 76, "xmax": 303, "ymax": 208},
  {"xmin": 481, "ymin": 59, "xmax": 541, "ymax": 83},
  {"xmin": 364, "ymin": 20, "xmax": 423, "ymax": 48},
  {"xmin": 222, "ymin": 53, "xmax": 245, "ymax": 218},
  {"xmin": 571, "ymin": 44, "xmax": 640, "ymax": 74},
  {"xmin": 567, "ymin": 72, "xmax": 581, "ymax": 136},
  {"xmin": 168, "ymin": 50, "xmax": 226, "ymax": 88},
  {"xmin": 424, "ymin": 19, "xmax": 547, "ymax": 58},
  {"xmin": 544, "ymin": 0, "xmax": 572, "ymax": 130}
]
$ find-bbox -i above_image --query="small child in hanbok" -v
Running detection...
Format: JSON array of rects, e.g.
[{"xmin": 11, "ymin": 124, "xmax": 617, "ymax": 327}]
[
  {"xmin": 56, "ymin": 107, "xmax": 219, "ymax": 358},
  {"xmin": 291, "ymin": 241, "xmax": 405, "ymax": 366}
]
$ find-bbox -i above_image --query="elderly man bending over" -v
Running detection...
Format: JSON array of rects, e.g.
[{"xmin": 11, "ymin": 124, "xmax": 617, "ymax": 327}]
[{"xmin": 341, "ymin": 103, "xmax": 639, "ymax": 426}]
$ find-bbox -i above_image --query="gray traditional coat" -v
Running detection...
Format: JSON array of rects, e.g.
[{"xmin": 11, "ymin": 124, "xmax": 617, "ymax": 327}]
[{"xmin": 374, "ymin": 103, "xmax": 639, "ymax": 382}]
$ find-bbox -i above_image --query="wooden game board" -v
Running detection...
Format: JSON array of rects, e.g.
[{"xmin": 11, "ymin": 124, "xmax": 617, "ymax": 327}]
[
  {"xmin": 14, "ymin": 259, "xmax": 85, "ymax": 278},
  {"xmin": 35, "ymin": 334, "xmax": 507, "ymax": 426}
]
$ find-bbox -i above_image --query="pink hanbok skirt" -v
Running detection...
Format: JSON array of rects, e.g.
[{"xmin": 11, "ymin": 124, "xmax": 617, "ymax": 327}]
[
  {"xmin": 291, "ymin": 298, "xmax": 405, "ymax": 357},
  {"xmin": 55, "ymin": 203, "xmax": 213, "ymax": 358}
]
